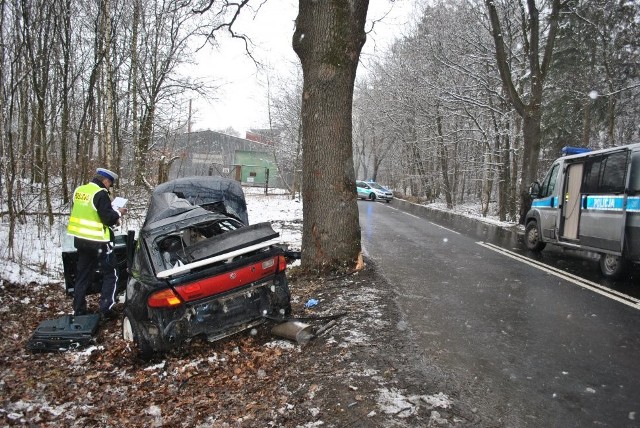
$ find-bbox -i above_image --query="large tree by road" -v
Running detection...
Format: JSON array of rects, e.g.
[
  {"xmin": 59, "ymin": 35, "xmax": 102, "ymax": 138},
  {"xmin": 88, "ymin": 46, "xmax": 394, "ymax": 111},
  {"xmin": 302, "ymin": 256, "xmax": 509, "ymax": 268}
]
[
  {"xmin": 292, "ymin": 1, "xmax": 368, "ymax": 273},
  {"xmin": 485, "ymin": 0, "xmax": 561, "ymax": 222}
]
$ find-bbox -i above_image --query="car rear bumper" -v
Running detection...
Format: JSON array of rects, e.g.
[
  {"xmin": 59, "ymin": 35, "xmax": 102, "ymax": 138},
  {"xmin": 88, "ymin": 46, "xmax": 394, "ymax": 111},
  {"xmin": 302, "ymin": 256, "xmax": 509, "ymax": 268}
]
[{"xmin": 133, "ymin": 273, "xmax": 290, "ymax": 351}]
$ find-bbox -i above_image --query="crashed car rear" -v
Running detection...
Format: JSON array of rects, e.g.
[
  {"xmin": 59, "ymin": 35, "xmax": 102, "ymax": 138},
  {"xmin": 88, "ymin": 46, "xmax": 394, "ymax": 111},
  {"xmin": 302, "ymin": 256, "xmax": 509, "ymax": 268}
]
[{"xmin": 123, "ymin": 177, "xmax": 291, "ymax": 356}]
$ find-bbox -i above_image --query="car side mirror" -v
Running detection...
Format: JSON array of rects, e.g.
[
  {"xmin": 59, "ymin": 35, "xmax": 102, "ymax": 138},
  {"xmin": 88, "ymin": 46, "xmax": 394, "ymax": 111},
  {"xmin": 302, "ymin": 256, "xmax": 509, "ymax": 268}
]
[{"xmin": 529, "ymin": 181, "xmax": 541, "ymax": 198}]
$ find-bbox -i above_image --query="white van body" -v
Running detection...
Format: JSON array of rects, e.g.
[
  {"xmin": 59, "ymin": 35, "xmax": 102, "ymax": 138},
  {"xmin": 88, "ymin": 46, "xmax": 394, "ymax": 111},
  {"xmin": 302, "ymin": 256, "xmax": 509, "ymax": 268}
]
[{"xmin": 525, "ymin": 143, "xmax": 640, "ymax": 278}]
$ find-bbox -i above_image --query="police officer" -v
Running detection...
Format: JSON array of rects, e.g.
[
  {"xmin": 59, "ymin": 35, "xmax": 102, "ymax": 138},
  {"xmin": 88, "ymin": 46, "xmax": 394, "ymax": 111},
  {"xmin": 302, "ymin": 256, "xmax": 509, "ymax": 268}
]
[{"xmin": 67, "ymin": 168, "xmax": 127, "ymax": 319}]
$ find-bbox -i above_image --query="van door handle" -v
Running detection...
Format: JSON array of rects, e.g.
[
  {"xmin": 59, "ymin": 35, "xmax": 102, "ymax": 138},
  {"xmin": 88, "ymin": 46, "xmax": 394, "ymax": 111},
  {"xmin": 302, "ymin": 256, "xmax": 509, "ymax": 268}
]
[
  {"xmin": 582, "ymin": 196, "xmax": 588, "ymax": 209},
  {"xmin": 550, "ymin": 196, "xmax": 555, "ymax": 207}
]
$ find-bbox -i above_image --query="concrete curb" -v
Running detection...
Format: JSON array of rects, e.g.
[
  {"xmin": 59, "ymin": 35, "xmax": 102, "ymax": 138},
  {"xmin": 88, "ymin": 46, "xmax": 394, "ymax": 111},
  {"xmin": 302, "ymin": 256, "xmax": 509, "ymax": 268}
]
[{"xmin": 390, "ymin": 197, "xmax": 524, "ymax": 245}]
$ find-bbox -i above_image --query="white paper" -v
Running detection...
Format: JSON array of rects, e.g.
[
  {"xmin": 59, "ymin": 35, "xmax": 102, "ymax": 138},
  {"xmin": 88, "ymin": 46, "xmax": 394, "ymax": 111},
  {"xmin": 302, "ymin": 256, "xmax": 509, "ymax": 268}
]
[{"xmin": 112, "ymin": 197, "xmax": 128, "ymax": 210}]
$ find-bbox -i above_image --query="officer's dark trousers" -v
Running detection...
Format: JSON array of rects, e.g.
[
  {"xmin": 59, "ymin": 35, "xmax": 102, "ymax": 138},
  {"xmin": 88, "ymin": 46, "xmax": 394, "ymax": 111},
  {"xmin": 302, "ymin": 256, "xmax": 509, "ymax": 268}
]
[{"xmin": 73, "ymin": 244, "xmax": 117, "ymax": 316}]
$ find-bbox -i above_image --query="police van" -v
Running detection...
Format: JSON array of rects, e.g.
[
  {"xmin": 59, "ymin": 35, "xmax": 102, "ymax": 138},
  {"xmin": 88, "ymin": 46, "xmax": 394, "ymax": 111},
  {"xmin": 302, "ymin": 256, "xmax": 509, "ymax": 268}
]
[{"xmin": 525, "ymin": 143, "xmax": 640, "ymax": 278}]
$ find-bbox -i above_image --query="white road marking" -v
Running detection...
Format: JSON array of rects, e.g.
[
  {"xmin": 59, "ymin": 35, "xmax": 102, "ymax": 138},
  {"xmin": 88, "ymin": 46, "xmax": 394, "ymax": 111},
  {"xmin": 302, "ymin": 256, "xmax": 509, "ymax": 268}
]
[
  {"xmin": 429, "ymin": 222, "xmax": 460, "ymax": 235},
  {"xmin": 477, "ymin": 241, "xmax": 640, "ymax": 310},
  {"xmin": 395, "ymin": 210, "xmax": 461, "ymax": 234}
]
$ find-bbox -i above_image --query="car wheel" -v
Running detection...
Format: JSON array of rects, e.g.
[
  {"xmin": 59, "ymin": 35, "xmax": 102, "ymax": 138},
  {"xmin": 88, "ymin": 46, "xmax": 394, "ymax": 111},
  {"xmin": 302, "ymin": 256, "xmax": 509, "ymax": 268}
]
[
  {"xmin": 386, "ymin": 199, "xmax": 390, "ymax": 203},
  {"xmin": 524, "ymin": 221, "xmax": 546, "ymax": 252},
  {"xmin": 123, "ymin": 307, "xmax": 153, "ymax": 360},
  {"xmin": 599, "ymin": 254, "xmax": 627, "ymax": 279},
  {"xmin": 368, "ymin": 193, "xmax": 376, "ymax": 201}
]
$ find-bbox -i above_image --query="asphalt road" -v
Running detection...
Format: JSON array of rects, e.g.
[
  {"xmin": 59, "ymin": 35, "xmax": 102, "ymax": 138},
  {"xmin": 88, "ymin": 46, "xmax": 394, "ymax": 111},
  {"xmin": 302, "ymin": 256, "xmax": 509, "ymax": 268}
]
[{"xmin": 358, "ymin": 199, "xmax": 640, "ymax": 427}]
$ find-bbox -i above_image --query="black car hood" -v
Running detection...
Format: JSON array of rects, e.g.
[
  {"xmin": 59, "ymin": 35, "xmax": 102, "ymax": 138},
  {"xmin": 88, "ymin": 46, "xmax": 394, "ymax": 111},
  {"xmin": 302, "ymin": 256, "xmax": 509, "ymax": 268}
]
[
  {"xmin": 134, "ymin": 180, "xmax": 279, "ymax": 280},
  {"xmin": 150, "ymin": 176, "xmax": 248, "ymax": 225}
]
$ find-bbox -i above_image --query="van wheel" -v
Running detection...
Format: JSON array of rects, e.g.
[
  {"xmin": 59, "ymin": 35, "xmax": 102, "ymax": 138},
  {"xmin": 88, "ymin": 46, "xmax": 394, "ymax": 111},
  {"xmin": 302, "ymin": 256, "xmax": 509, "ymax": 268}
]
[
  {"xmin": 368, "ymin": 193, "xmax": 376, "ymax": 201},
  {"xmin": 599, "ymin": 254, "xmax": 627, "ymax": 279},
  {"xmin": 525, "ymin": 221, "xmax": 546, "ymax": 252},
  {"xmin": 123, "ymin": 308, "xmax": 153, "ymax": 360}
]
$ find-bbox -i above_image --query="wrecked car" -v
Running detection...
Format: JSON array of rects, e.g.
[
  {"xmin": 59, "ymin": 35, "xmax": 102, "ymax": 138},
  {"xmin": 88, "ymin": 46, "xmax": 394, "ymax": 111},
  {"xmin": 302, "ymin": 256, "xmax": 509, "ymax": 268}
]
[{"xmin": 122, "ymin": 177, "xmax": 292, "ymax": 356}]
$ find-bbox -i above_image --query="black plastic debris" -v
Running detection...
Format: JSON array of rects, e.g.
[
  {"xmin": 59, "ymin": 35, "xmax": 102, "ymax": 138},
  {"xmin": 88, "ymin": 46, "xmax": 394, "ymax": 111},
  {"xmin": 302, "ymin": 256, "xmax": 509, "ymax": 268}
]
[{"xmin": 26, "ymin": 314, "xmax": 100, "ymax": 352}]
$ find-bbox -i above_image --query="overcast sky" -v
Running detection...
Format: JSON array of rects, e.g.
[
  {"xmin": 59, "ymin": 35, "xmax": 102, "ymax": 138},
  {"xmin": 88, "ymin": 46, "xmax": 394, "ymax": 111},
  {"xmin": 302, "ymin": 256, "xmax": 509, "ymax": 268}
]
[{"xmin": 187, "ymin": 0, "xmax": 416, "ymax": 134}]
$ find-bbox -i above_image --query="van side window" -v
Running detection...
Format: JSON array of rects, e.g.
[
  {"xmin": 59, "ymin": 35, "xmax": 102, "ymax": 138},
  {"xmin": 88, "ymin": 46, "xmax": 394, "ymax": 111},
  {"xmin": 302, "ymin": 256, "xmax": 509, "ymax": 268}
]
[
  {"xmin": 540, "ymin": 163, "xmax": 560, "ymax": 197},
  {"xmin": 582, "ymin": 159, "xmax": 602, "ymax": 193},
  {"xmin": 630, "ymin": 153, "xmax": 640, "ymax": 193},
  {"xmin": 582, "ymin": 151, "xmax": 628, "ymax": 194},
  {"xmin": 600, "ymin": 152, "xmax": 627, "ymax": 193}
]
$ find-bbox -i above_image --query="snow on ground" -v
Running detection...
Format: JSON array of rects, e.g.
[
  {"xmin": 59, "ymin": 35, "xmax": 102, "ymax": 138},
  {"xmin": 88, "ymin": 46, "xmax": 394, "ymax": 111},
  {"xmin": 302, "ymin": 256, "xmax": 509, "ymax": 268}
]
[
  {"xmin": 0, "ymin": 184, "xmax": 513, "ymax": 287},
  {"xmin": 424, "ymin": 201, "xmax": 518, "ymax": 229},
  {"xmin": 243, "ymin": 187, "xmax": 303, "ymax": 251},
  {"xmin": 0, "ymin": 186, "xmax": 511, "ymax": 424},
  {"xmin": 0, "ymin": 187, "xmax": 303, "ymax": 287},
  {"xmin": 376, "ymin": 388, "xmax": 452, "ymax": 418}
]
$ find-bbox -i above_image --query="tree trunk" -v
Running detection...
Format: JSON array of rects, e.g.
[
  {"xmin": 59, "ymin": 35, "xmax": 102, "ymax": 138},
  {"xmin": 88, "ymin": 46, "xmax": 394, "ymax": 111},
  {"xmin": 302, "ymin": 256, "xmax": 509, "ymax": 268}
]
[
  {"xmin": 606, "ymin": 96, "xmax": 616, "ymax": 145},
  {"xmin": 293, "ymin": 0, "xmax": 368, "ymax": 273},
  {"xmin": 485, "ymin": 0, "xmax": 561, "ymax": 223},
  {"xmin": 499, "ymin": 131, "xmax": 510, "ymax": 222},
  {"xmin": 581, "ymin": 96, "xmax": 591, "ymax": 147},
  {"xmin": 435, "ymin": 108, "xmax": 453, "ymax": 209},
  {"xmin": 136, "ymin": 105, "xmax": 154, "ymax": 185},
  {"xmin": 59, "ymin": 0, "xmax": 71, "ymax": 204},
  {"xmin": 130, "ymin": 0, "xmax": 140, "ymax": 184},
  {"xmin": 102, "ymin": 0, "xmax": 115, "ymax": 167}
]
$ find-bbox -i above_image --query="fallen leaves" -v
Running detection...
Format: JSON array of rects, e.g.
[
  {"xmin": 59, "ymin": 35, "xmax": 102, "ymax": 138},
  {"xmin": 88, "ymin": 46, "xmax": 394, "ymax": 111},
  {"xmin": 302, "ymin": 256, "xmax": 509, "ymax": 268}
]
[{"xmin": 0, "ymin": 267, "xmax": 433, "ymax": 427}]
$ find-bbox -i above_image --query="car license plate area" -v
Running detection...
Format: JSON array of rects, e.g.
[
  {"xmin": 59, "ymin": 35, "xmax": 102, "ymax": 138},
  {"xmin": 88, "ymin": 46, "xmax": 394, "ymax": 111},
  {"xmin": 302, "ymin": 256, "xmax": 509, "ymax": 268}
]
[{"xmin": 187, "ymin": 282, "xmax": 270, "ymax": 336}]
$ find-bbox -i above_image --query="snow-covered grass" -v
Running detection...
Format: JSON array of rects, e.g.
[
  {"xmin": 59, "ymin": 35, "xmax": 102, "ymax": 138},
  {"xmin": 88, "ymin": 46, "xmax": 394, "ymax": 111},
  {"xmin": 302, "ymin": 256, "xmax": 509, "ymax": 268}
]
[
  {"xmin": 0, "ymin": 187, "xmax": 303, "ymax": 287},
  {"xmin": 417, "ymin": 201, "xmax": 518, "ymax": 229},
  {"xmin": 0, "ymin": 184, "xmax": 512, "ymax": 286},
  {"xmin": 0, "ymin": 186, "xmax": 513, "ymax": 425}
]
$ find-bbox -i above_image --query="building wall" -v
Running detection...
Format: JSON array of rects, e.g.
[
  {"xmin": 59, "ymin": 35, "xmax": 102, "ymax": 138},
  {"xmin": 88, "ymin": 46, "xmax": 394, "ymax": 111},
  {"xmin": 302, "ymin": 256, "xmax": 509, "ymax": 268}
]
[
  {"xmin": 234, "ymin": 150, "xmax": 278, "ymax": 185},
  {"xmin": 168, "ymin": 130, "xmax": 282, "ymax": 187}
]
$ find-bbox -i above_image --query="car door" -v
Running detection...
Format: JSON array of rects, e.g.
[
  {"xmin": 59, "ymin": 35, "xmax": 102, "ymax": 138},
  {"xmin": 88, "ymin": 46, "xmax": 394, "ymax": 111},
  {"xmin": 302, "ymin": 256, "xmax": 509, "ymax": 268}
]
[
  {"xmin": 578, "ymin": 150, "xmax": 629, "ymax": 252},
  {"xmin": 356, "ymin": 181, "xmax": 369, "ymax": 199},
  {"xmin": 561, "ymin": 162, "xmax": 583, "ymax": 240}
]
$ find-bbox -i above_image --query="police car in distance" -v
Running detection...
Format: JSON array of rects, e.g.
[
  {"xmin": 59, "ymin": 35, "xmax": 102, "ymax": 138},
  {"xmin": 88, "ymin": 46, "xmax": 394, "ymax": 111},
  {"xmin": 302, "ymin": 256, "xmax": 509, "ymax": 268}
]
[{"xmin": 356, "ymin": 180, "xmax": 394, "ymax": 203}]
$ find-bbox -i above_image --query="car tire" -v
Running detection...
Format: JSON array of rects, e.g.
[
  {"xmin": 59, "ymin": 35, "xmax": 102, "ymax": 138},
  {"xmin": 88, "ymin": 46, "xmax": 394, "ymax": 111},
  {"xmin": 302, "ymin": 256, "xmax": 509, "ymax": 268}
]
[
  {"xmin": 123, "ymin": 307, "xmax": 153, "ymax": 360},
  {"xmin": 368, "ymin": 193, "xmax": 376, "ymax": 201},
  {"xmin": 386, "ymin": 199, "xmax": 390, "ymax": 203},
  {"xmin": 524, "ymin": 221, "xmax": 546, "ymax": 252},
  {"xmin": 599, "ymin": 254, "xmax": 627, "ymax": 279}
]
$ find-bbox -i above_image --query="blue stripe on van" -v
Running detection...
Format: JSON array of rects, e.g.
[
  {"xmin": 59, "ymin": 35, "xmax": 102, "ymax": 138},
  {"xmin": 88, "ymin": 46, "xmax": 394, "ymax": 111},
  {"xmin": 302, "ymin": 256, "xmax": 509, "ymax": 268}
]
[
  {"xmin": 628, "ymin": 197, "xmax": 640, "ymax": 212},
  {"xmin": 532, "ymin": 196, "xmax": 556, "ymax": 208}
]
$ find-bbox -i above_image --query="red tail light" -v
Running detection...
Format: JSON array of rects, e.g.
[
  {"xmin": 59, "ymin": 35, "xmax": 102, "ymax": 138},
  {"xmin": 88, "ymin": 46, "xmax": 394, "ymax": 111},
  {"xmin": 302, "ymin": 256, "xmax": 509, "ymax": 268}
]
[
  {"xmin": 173, "ymin": 256, "xmax": 282, "ymax": 303},
  {"xmin": 148, "ymin": 288, "xmax": 183, "ymax": 308},
  {"xmin": 277, "ymin": 254, "xmax": 286, "ymax": 272}
]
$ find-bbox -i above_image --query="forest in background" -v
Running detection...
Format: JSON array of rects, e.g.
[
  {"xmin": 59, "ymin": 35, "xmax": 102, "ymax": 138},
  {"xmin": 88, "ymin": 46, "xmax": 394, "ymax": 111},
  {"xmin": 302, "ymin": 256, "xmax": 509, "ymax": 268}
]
[
  {"xmin": 1, "ymin": 0, "xmax": 639, "ymax": 257},
  {"xmin": 346, "ymin": 0, "xmax": 639, "ymax": 221}
]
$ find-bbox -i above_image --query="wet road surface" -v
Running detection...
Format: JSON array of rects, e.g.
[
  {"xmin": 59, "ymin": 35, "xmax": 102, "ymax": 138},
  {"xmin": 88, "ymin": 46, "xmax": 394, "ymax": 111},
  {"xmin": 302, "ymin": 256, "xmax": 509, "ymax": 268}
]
[{"xmin": 359, "ymin": 199, "xmax": 640, "ymax": 427}]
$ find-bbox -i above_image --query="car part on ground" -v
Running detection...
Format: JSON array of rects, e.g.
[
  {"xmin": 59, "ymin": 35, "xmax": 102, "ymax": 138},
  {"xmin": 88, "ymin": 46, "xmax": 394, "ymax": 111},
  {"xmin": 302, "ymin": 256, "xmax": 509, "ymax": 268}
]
[
  {"xmin": 27, "ymin": 314, "xmax": 100, "ymax": 352},
  {"xmin": 271, "ymin": 321, "xmax": 314, "ymax": 344}
]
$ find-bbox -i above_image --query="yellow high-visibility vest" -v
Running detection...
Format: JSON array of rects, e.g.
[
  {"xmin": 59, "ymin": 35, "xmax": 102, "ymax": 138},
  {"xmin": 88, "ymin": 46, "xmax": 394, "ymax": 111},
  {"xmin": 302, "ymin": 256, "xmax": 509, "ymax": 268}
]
[{"xmin": 67, "ymin": 183, "xmax": 110, "ymax": 242}]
